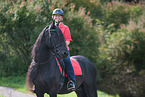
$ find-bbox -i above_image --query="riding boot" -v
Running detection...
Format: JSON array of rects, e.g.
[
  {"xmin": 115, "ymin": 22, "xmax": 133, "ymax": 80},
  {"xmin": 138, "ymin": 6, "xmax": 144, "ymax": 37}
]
[{"xmin": 67, "ymin": 70, "xmax": 76, "ymax": 85}]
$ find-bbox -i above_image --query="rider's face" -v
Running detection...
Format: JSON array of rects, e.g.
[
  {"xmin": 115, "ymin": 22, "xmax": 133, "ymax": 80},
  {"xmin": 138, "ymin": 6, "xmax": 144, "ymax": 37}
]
[{"xmin": 53, "ymin": 14, "xmax": 63, "ymax": 23}]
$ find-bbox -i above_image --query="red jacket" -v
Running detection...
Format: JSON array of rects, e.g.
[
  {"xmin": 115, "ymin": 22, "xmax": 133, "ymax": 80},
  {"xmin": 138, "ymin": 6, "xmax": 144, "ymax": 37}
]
[{"xmin": 59, "ymin": 22, "xmax": 72, "ymax": 50}]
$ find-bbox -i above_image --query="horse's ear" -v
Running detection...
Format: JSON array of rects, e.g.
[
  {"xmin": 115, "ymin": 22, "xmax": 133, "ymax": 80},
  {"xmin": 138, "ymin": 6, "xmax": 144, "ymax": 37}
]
[{"xmin": 51, "ymin": 20, "xmax": 55, "ymax": 29}]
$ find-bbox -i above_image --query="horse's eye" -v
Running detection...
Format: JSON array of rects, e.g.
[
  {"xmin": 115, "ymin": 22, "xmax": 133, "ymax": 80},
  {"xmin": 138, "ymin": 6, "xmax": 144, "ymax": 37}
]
[{"xmin": 55, "ymin": 49, "xmax": 59, "ymax": 53}]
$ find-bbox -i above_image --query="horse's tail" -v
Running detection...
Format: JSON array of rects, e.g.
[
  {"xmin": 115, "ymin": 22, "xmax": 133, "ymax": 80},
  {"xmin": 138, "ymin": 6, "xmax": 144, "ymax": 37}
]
[{"xmin": 26, "ymin": 61, "xmax": 37, "ymax": 91}]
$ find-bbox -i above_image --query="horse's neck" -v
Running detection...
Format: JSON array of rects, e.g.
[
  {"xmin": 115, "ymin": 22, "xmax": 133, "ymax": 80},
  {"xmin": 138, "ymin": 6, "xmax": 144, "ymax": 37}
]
[
  {"xmin": 35, "ymin": 51, "xmax": 58, "ymax": 73},
  {"xmin": 34, "ymin": 45, "xmax": 51, "ymax": 63}
]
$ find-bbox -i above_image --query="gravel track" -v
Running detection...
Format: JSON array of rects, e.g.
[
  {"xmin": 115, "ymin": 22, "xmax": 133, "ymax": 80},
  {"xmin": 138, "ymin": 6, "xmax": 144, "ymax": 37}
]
[{"xmin": 0, "ymin": 86, "xmax": 35, "ymax": 97}]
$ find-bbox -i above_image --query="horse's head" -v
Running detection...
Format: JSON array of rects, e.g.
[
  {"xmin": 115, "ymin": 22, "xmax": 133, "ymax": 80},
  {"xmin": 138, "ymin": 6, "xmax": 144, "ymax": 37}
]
[{"xmin": 45, "ymin": 20, "xmax": 68, "ymax": 59}]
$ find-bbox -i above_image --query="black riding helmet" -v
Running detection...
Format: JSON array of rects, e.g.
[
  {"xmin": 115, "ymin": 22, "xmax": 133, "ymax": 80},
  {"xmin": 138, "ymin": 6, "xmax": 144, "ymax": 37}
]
[{"xmin": 52, "ymin": 8, "xmax": 63, "ymax": 16}]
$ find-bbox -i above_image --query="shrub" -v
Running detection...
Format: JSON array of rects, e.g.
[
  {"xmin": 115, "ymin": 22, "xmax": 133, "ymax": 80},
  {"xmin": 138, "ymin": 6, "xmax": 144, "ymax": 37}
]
[
  {"xmin": 0, "ymin": 1, "xmax": 38, "ymax": 76},
  {"xmin": 101, "ymin": 1, "xmax": 143, "ymax": 29},
  {"xmin": 126, "ymin": 17, "xmax": 145, "ymax": 71},
  {"xmin": 97, "ymin": 14, "xmax": 145, "ymax": 97},
  {"xmin": 65, "ymin": 6, "xmax": 100, "ymax": 64}
]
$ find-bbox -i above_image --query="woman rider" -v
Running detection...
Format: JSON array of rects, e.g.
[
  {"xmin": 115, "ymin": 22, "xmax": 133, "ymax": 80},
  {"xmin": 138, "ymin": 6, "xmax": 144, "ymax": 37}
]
[{"xmin": 52, "ymin": 8, "xmax": 76, "ymax": 90}]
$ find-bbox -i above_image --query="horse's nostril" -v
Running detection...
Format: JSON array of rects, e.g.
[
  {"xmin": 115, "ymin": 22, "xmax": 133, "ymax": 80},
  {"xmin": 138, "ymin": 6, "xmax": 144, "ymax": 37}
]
[{"xmin": 64, "ymin": 52, "xmax": 68, "ymax": 55}]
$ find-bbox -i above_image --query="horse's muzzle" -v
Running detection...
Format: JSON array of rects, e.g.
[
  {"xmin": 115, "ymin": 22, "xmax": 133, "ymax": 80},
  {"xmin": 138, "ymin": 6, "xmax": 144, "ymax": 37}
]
[{"xmin": 61, "ymin": 51, "xmax": 69, "ymax": 59}]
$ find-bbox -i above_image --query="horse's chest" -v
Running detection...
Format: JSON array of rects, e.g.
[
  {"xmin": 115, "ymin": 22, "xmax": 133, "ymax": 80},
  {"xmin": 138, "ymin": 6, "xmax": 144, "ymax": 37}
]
[{"xmin": 36, "ymin": 66, "xmax": 60, "ymax": 86}]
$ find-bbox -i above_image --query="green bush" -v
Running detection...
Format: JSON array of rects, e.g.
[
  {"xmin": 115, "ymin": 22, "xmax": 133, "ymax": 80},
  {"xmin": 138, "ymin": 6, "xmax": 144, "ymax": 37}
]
[
  {"xmin": 65, "ymin": 6, "xmax": 100, "ymax": 63},
  {"xmin": 101, "ymin": 2, "xmax": 143, "ymax": 29},
  {"xmin": 126, "ymin": 17, "xmax": 145, "ymax": 71},
  {"xmin": 0, "ymin": 1, "xmax": 39, "ymax": 76},
  {"xmin": 97, "ymin": 14, "xmax": 145, "ymax": 97},
  {"xmin": 98, "ymin": 15, "xmax": 145, "ymax": 74}
]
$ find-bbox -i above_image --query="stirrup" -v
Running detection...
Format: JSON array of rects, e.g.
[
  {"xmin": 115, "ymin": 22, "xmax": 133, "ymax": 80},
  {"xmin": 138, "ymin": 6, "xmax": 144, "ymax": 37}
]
[{"xmin": 67, "ymin": 80, "xmax": 75, "ymax": 90}]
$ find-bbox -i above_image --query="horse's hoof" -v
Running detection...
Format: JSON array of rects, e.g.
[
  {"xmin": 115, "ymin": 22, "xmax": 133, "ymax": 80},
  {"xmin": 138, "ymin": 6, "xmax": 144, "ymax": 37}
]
[{"xmin": 29, "ymin": 89, "xmax": 35, "ymax": 93}]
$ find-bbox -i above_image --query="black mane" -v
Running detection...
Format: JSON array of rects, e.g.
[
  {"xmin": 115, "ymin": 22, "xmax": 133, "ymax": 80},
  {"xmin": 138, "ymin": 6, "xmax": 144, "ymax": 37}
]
[{"xmin": 31, "ymin": 25, "xmax": 49, "ymax": 58}]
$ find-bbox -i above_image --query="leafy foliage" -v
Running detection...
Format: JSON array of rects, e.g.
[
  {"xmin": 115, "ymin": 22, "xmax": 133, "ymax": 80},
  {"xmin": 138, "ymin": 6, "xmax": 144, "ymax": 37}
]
[
  {"xmin": 65, "ymin": 6, "xmax": 100, "ymax": 63},
  {"xmin": 0, "ymin": 1, "xmax": 39, "ymax": 76},
  {"xmin": 97, "ymin": 13, "xmax": 145, "ymax": 97},
  {"xmin": 101, "ymin": 2, "xmax": 143, "ymax": 29}
]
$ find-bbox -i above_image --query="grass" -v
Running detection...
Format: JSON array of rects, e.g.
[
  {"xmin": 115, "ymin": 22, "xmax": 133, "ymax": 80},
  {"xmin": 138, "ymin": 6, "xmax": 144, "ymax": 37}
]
[
  {"xmin": 0, "ymin": 76, "xmax": 119, "ymax": 97},
  {"xmin": 44, "ymin": 91, "xmax": 119, "ymax": 97},
  {"xmin": 0, "ymin": 75, "xmax": 28, "ymax": 93}
]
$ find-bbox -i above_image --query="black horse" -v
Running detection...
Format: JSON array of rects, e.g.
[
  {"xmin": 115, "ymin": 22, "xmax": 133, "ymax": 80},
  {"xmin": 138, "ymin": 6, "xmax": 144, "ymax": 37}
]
[{"xmin": 26, "ymin": 21, "xmax": 98, "ymax": 97}]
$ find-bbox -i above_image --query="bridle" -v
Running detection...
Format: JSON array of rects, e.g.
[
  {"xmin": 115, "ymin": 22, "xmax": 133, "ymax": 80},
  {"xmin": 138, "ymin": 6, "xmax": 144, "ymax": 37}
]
[
  {"xmin": 47, "ymin": 26, "xmax": 65, "ymax": 56},
  {"xmin": 35, "ymin": 25, "xmax": 67, "ymax": 63},
  {"xmin": 33, "ymin": 26, "xmax": 66, "ymax": 65}
]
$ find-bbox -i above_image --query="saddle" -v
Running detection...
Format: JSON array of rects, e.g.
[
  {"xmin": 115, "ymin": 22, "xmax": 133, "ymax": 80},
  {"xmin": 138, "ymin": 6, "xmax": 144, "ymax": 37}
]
[{"xmin": 56, "ymin": 57, "xmax": 82, "ymax": 76}]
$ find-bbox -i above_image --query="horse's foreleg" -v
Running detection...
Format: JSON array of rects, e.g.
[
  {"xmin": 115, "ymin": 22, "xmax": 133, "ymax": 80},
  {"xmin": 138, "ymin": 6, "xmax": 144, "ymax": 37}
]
[
  {"xmin": 50, "ymin": 94, "xmax": 57, "ymax": 97},
  {"xmin": 36, "ymin": 93, "xmax": 44, "ymax": 97},
  {"xmin": 35, "ymin": 89, "xmax": 44, "ymax": 97}
]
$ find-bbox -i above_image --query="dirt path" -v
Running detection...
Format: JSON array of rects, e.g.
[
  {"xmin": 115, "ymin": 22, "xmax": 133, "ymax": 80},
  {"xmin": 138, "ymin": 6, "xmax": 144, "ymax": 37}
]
[{"xmin": 0, "ymin": 86, "xmax": 36, "ymax": 97}]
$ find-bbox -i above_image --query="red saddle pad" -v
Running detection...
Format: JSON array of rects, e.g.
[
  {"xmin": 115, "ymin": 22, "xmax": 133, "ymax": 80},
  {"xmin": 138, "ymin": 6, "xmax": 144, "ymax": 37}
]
[{"xmin": 56, "ymin": 57, "xmax": 82, "ymax": 76}]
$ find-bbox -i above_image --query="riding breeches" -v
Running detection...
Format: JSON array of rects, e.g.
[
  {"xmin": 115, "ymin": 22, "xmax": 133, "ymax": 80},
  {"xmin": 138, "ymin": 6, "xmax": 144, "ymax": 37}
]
[{"xmin": 63, "ymin": 52, "xmax": 76, "ymax": 85}]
